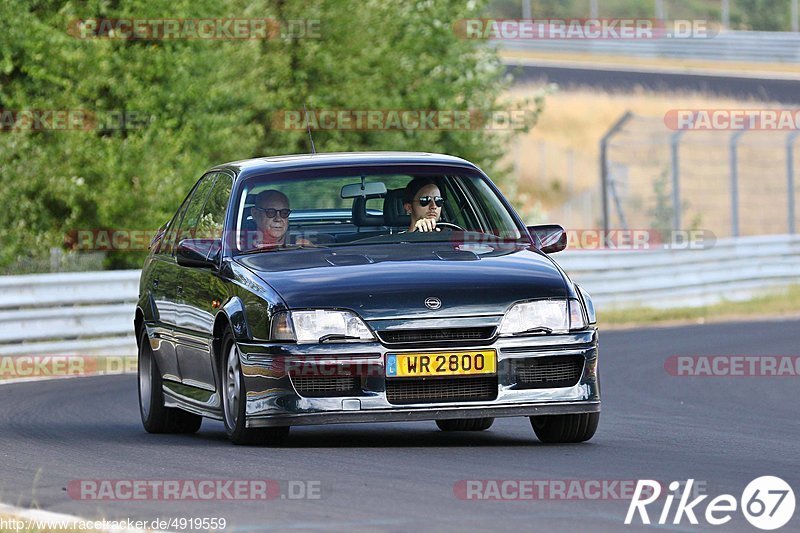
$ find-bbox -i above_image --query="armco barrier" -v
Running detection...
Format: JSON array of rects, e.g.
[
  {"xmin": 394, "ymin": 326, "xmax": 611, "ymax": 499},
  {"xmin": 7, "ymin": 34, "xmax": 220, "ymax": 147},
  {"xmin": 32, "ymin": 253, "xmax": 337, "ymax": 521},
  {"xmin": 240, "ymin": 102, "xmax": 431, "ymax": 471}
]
[
  {"xmin": 502, "ymin": 30, "xmax": 800, "ymax": 64},
  {"xmin": 0, "ymin": 270, "xmax": 139, "ymax": 356},
  {"xmin": 0, "ymin": 235, "xmax": 797, "ymax": 356},
  {"xmin": 557, "ymin": 234, "xmax": 800, "ymax": 309}
]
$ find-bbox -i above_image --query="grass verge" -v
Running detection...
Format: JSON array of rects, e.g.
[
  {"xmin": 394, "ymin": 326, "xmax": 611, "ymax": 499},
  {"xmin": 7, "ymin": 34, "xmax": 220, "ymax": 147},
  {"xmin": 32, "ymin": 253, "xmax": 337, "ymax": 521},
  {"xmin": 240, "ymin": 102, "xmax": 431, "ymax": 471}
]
[{"xmin": 599, "ymin": 286, "xmax": 800, "ymax": 328}]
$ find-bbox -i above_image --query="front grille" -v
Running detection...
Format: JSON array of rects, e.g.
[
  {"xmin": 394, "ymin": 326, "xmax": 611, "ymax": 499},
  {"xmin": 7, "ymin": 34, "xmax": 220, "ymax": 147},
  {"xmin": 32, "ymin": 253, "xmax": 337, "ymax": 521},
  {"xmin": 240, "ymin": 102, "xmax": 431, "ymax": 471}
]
[
  {"xmin": 515, "ymin": 355, "xmax": 584, "ymax": 389},
  {"xmin": 378, "ymin": 327, "xmax": 495, "ymax": 344},
  {"xmin": 291, "ymin": 376, "xmax": 361, "ymax": 397},
  {"xmin": 386, "ymin": 376, "xmax": 497, "ymax": 404}
]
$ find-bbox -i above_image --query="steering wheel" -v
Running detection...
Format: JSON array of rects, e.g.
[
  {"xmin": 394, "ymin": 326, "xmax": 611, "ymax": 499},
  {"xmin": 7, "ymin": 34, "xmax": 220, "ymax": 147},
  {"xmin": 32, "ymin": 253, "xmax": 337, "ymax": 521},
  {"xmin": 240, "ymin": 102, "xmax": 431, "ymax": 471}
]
[{"xmin": 435, "ymin": 222, "xmax": 466, "ymax": 232}]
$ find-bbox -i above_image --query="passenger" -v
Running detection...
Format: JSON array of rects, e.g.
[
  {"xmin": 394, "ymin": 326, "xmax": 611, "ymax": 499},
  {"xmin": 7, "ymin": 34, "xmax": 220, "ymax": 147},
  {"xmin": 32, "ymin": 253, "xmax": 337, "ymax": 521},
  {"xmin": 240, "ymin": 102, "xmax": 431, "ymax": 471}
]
[
  {"xmin": 252, "ymin": 190, "xmax": 291, "ymax": 247},
  {"xmin": 403, "ymin": 177, "xmax": 444, "ymax": 232}
]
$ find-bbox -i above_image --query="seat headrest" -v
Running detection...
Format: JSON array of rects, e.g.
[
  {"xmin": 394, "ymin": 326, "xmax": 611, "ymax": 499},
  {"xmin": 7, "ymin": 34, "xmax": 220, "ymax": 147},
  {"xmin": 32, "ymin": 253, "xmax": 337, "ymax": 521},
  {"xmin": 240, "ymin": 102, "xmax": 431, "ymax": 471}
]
[
  {"xmin": 383, "ymin": 188, "xmax": 410, "ymax": 228},
  {"xmin": 351, "ymin": 197, "xmax": 385, "ymax": 227}
]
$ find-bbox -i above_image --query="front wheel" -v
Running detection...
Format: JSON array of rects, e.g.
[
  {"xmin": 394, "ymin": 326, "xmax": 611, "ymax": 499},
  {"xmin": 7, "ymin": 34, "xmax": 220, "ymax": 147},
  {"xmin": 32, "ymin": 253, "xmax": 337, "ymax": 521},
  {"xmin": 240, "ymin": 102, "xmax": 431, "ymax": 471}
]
[
  {"xmin": 221, "ymin": 330, "xmax": 289, "ymax": 446},
  {"xmin": 530, "ymin": 412, "xmax": 599, "ymax": 443},
  {"xmin": 138, "ymin": 329, "xmax": 202, "ymax": 434},
  {"xmin": 436, "ymin": 418, "xmax": 494, "ymax": 431}
]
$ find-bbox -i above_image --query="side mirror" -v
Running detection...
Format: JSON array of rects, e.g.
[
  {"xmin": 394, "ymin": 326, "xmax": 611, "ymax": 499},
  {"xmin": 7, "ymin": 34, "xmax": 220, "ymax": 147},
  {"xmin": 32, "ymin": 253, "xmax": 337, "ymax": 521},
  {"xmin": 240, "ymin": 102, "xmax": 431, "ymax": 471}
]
[
  {"xmin": 176, "ymin": 238, "xmax": 221, "ymax": 268},
  {"xmin": 528, "ymin": 224, "xmax": 567, "ymax": 254}
]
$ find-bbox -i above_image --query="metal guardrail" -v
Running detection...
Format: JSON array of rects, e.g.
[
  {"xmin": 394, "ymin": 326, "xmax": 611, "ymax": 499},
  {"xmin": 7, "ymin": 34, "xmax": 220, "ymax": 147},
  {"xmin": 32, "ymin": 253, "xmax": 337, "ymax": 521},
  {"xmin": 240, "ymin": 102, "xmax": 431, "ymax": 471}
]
[
  {"xmin": 0, "ymin": 234, "xmax": 797, "ymax": 355},
  {"xmin": 0, "ymin": 270, "xmax": 139, "ymax": 356},
  {"xmin": 502, "ymin": 30, "xmax": 800, "ymax": 64},
  {"xmin": 558, "ymin": 234, "xmax": 800, "ymax": 309}
]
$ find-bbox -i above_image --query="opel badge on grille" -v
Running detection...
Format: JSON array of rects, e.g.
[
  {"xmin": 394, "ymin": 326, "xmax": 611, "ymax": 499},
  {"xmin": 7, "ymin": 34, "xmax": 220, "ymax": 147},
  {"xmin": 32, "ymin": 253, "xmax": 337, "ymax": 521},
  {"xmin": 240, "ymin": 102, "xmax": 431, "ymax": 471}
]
[{"xmin": 425, "ymin": 297, "xmax": 442, "ymax": 310}]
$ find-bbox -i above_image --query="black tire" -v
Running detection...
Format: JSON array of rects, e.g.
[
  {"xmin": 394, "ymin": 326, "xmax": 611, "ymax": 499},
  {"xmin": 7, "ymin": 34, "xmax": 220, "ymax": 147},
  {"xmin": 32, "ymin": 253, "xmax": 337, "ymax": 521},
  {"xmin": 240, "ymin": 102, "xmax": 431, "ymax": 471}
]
[
  {"xmin": 220, "ymin": 329, "xmax": 290, "ymax": 446},
  {"xmin": 530, "ymin": 412, "xmax": 599, "ymax": 443},
  {"xmin": 138, "ymin": 329, "xmax": 202, "ymax": 434},
  {"xmin": 436, "ymin": 418, "xmax": 495, "ymax": 431}
]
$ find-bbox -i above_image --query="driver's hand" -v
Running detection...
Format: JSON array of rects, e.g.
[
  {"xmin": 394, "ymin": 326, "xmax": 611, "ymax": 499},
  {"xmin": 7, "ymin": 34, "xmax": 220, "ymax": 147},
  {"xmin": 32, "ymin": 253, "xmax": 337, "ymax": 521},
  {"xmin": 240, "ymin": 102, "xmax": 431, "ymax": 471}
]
[{"xmin": 413, "ymin": 218, "xmax": 440, "ymax": 232}]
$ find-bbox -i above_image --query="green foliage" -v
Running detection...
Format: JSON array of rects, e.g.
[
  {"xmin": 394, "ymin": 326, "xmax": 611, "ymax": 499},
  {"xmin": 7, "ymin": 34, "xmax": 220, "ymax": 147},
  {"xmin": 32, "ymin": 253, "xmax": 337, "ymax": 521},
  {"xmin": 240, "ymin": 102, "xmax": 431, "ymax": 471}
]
[
  {"xmin": 648, "ymin": 168, "xmax": 674, "ymax": 234},
  {"xmin": 648, "ymin": 167, "xmax": 704, "ymax": 234},
  {"xmin": 729, "ymin": 0, "xmax": 792, "ymax": 31},
  {"xmin": 0, "ymin": 0, "xmax": 535, "ymax": 270}
]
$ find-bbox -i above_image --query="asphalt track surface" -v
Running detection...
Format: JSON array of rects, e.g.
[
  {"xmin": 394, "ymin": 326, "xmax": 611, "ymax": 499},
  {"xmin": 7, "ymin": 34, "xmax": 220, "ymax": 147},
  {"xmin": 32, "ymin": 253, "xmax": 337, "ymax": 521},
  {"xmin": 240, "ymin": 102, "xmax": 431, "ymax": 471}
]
[
  {"xmin": 508, "ymin": 62, "xmax": 800, "ymax": 104},
  {"xmin": 1, "ymin": 319, "xmax": 798, "ymax": 532}
]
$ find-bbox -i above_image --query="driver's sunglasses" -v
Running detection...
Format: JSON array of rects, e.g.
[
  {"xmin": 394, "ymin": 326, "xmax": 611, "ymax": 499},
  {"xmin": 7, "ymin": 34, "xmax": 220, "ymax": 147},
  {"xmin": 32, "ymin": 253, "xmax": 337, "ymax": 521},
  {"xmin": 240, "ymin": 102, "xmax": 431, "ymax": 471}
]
[
  {"xmin": 254, "ymin": 206, "xmax": 292, "ymax": 219},
  {"xmin": 418, "ymin": 195, "xmax": 444, "ymax": 207}
]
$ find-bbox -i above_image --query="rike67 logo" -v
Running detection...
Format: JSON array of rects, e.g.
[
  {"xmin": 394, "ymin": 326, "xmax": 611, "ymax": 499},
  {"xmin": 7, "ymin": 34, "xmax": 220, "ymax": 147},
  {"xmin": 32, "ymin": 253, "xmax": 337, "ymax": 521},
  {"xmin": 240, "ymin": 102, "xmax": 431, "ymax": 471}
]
[{"xmin": 626, "ymin": 477, "xmax": 795, "ymax": 530}]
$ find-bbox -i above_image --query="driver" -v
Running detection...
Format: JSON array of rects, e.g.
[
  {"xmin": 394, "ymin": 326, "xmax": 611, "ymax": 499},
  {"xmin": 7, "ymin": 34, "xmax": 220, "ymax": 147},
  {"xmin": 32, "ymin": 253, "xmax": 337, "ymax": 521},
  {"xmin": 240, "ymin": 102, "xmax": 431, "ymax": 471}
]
[
  {"xmin": 403, "ymin": 177, "xmax": 444, "ymax": 232},
  {"xmin": 252, "ymin": 189, "xmax": 291, "ymax": 247}
]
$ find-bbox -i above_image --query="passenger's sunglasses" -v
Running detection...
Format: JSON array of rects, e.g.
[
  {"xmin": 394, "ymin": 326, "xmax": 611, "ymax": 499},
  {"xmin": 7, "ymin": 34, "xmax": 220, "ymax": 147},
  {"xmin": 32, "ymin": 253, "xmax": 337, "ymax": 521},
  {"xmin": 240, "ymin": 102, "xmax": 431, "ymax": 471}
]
[
  {"xmin": 418, "ymin": 196, "xmax": 444, "ymax": 207},
  {"xmin": 253, "ymin": 206, "xmax": 291, "ymax": 219}
]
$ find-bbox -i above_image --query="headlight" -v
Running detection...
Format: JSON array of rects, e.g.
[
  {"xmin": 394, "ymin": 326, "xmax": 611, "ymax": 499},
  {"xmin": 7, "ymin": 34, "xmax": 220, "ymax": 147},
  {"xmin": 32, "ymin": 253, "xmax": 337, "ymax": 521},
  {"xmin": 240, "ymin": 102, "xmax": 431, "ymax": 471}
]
[
  {"xmin": 270, "ymin": 310, "xmax": 375, "ymax": 344},
  {"xmin": 498, "ymin": 299, "xmax": 587, "ymax": 336}
]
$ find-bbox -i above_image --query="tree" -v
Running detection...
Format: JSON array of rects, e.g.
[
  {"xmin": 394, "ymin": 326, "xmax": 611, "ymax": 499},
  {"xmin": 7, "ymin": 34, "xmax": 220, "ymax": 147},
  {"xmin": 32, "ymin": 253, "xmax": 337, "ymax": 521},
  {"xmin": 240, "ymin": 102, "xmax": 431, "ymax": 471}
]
[{"xmin": 0, "ymin": 0, "xmax": 539, "ymax": 270}]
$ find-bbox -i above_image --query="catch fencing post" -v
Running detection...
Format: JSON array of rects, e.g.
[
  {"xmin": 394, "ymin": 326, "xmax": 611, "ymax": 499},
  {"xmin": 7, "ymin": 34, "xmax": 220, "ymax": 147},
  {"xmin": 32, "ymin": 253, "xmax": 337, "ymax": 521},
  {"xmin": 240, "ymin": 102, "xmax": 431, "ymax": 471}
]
[
  {"xmin": 600, "ymin": 111, "xmax": 633, "ymax": 244},
  {"xmin": 670, "ymin": 129, "xmax": 686, "ymax": 231},
  {"xmin": 722, "ymin": 0, "xmax": 730, "ymax": 29},
  {"xmin": 788, "ymin": 131, "xmax": 799, "ymax": 234},
  {"xmin": 590, "ymin": 0, "xmax": 599, "ymax": 18},
  {"xmin": 729, "ymin": 129, "xmax": 748, "ymax": 237}
]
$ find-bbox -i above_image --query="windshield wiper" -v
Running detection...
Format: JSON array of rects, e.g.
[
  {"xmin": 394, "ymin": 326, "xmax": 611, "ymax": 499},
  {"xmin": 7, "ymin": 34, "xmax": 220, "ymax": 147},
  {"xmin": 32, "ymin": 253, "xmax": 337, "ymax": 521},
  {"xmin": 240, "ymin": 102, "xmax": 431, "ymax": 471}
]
[
  {"xmin": 236, "ymin": 244, "xmax": 313, "ymax": 256},
  {"xmin": 514, "ymin": 327, "xmax": 553, "ymax": 336},
  {"xmin": 318, "ymin": 334, "xmax": 362, "ymax": 343}
]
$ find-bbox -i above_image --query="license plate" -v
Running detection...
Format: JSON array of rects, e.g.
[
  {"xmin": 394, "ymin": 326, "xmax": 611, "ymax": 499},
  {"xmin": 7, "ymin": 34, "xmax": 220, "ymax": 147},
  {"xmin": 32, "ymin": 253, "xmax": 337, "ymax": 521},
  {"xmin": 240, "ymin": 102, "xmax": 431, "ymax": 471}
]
[{"xmin": 386, "ymin": 350, "xmax": 496, "ymax": 378}]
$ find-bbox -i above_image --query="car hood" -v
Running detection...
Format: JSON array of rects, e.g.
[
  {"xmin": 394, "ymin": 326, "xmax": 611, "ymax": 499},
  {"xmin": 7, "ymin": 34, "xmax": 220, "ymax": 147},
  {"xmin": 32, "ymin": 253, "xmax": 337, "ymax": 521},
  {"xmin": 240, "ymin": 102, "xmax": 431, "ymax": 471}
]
[{"xmin": 234, "ymin": 243, "xmax": 568, "ymax": 321}]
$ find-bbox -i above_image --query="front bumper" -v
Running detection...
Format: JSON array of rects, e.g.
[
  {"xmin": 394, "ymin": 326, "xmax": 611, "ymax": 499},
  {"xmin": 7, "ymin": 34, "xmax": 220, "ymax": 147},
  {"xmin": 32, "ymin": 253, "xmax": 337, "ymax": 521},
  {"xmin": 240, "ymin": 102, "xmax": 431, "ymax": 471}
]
[{"xmin": 237, "ymin": 329, "xmax": 600, "ymax": 428}]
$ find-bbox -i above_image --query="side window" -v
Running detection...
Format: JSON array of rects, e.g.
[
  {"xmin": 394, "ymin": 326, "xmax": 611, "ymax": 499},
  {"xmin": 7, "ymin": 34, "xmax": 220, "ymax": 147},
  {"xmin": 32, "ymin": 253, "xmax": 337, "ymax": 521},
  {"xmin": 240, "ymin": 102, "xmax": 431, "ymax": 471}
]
[
  {"xmin": 172, "ymin": 174, "xmax": 217, "ymax": 252},
  {"xmin": 197, "ymin": 173, "xmax": 233, "ymax": 240}
]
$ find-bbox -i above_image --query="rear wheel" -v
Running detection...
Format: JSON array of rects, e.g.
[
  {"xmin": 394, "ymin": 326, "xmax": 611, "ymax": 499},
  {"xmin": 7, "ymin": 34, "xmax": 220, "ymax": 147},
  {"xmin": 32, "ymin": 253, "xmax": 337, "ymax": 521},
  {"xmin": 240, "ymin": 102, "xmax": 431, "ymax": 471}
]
[
  {"xmin": 530, "ymin": 412, "xmax": 599, "ymax": 443},
  {"xmin": 221, "ymin": 330, "xmax": 289, "ymax": 446},
  {"xmin": 138, "ymin": 329, "xmax": 202, "ymax": 434},
  {"xmin": 436, "ymin": 418, "xmax": 494, "ymax": 431}
]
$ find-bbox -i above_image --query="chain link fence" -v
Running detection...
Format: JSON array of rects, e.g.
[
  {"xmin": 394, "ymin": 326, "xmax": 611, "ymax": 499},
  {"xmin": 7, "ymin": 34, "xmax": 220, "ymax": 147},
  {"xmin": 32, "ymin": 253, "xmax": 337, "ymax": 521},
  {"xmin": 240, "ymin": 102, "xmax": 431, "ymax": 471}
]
[{"xmin": 597, "ymin": 112, "xmax": 799, "ymax": 238}]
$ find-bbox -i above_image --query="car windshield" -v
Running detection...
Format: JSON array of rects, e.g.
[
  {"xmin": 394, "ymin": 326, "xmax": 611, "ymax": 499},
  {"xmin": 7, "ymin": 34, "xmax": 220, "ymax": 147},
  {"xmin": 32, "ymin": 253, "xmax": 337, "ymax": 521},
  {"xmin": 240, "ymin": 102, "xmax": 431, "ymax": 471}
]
[{"xmin": 232, "ymin": 167, "xmax": 525, "ymax": 254}]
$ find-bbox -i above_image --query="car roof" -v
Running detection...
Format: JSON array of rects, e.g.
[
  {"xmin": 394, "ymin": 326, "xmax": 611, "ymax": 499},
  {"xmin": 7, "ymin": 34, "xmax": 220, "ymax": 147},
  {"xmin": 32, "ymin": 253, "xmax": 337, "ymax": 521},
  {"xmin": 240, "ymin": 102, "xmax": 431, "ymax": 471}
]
[{"xmin": 209, "ymin": 151, "xmax": 480, "ymax": 180}]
